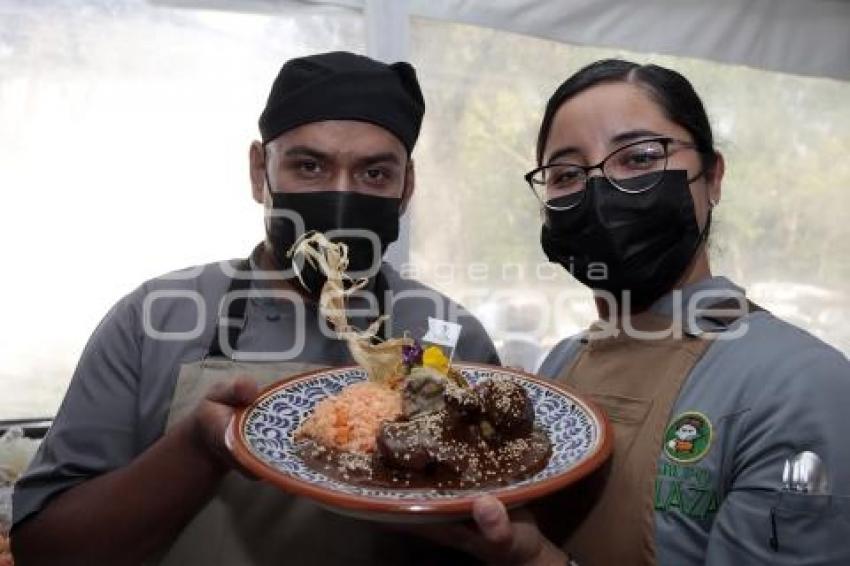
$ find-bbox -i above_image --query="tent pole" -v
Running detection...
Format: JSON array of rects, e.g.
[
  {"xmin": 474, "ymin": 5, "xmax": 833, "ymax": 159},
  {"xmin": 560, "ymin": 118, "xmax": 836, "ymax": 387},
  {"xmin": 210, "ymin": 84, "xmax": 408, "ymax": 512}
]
[
  {"xmin": 365, "ymin": 0, "xmax": 412, "ymax": 272},
  {"xmin": 365, "ymin": 0, "xmax": 410, "ymax": 62}
]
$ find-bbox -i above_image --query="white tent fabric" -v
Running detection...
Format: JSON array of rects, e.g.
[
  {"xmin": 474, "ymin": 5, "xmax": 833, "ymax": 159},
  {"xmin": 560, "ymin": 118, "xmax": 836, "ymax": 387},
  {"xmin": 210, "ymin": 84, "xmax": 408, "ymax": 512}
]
[
  {"xmin": 410, "ymin": 0, "xmax": 850, "ymax": 81},
  {"xmin": 155, "ymin": 0, "xmax": 850, "ymax": 80}
]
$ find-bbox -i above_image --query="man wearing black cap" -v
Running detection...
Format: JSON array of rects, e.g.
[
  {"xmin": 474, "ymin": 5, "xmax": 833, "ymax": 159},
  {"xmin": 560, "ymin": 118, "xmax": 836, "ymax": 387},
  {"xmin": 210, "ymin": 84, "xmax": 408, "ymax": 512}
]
[
  {"xmin": 11, "ymin": 52, "xmax": 499, "ymax": 565},
  {"xmin": 254, "ymin": 50, "xmax": 426, "ymax": 289}
]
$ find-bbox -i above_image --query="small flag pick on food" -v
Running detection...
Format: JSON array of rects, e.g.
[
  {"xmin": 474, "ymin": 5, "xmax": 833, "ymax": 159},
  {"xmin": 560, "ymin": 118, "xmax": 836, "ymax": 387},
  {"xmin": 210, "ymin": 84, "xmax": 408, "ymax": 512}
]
[{"xmin": 422, "ymin": 317, "xmax": 462, "ymax": 349}]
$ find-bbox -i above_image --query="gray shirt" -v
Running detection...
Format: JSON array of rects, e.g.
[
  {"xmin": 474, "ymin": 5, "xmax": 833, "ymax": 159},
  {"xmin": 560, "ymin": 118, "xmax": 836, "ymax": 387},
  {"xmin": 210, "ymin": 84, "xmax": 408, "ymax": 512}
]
[
  {"xmin": 539, "ymin": 276, "xmax": 850, "ymax": 565},
  {"xmin": 12, "ymin": 252, "xmax": 499, "ymax": 542}
]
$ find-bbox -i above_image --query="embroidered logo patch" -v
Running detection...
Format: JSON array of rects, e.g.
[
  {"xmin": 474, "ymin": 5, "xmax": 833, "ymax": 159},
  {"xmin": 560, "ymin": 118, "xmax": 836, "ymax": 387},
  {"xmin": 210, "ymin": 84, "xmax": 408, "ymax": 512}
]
[{"xmin": 663, "ymin": 412, "xmax": 713, "ymax": 464}]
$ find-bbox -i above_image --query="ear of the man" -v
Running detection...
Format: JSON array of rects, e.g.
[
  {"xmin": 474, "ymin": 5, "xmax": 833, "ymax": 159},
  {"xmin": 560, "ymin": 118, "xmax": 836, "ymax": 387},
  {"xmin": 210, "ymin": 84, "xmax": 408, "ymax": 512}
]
[
  {"xmin": 400, "ymin": 160, "xmax": 415, "ymax": 215},
  {"xmin": 249, "ymin": 141, "xmax": 266, "ymax": 205}
]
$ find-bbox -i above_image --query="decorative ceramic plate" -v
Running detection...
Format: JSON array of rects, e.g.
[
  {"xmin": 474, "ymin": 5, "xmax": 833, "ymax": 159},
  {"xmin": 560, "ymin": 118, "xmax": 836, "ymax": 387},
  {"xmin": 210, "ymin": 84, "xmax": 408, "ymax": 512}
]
[{"xmin": 226, "ymin": 363, "xmax": 611, "ymax": 523}]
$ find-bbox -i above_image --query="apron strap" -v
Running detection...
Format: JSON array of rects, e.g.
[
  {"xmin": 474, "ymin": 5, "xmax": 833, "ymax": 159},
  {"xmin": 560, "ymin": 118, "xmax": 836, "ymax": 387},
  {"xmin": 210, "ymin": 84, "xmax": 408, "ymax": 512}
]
[
  {"xmin": 207, "ymin": 259, "xmax": 252, "ymax": 359},
  {"xmin": 372, "ymin": 268, "xmax": 390, "ymax": 341}
]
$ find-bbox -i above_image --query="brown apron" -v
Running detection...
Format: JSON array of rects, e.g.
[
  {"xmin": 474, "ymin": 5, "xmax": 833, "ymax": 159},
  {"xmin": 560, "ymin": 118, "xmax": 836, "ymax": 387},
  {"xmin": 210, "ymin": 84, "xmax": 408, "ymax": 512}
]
[
  {"xmin": 551, "ymin": 310, "xmax": 715, "ymax": 566},
  {"xmin": 154, "ymin": 359, "xmax": 322, "ymax": 566}
]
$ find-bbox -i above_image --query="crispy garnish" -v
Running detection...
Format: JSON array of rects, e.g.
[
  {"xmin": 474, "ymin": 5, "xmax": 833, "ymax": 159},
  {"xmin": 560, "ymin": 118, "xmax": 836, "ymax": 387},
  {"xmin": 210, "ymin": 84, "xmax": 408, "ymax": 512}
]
[{"xmin": 288, "ymin": 232, "xmax": 411, "ymax": 384}]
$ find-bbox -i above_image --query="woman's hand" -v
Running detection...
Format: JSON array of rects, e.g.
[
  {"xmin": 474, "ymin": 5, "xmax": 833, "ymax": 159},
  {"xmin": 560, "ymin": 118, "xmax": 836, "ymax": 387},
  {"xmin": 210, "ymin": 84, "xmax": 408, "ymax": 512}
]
[{"xmin": 405, "ymin": 495, "xmax": 567, "ymax": 565}]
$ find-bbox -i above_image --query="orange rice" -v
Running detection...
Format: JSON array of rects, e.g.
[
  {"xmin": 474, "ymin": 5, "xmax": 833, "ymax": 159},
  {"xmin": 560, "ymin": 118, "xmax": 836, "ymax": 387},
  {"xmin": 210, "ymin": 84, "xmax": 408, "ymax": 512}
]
[{"xmin": 296, "ymin": 381, "xmax": 402, "ymax": 454}]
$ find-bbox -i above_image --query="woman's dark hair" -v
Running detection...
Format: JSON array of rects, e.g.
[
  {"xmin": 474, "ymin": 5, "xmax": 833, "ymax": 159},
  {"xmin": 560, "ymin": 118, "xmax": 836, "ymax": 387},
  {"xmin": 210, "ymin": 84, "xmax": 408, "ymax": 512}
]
[{"xmin": 536, "ymin": 59, "xmax": 718, "ymax": 178}]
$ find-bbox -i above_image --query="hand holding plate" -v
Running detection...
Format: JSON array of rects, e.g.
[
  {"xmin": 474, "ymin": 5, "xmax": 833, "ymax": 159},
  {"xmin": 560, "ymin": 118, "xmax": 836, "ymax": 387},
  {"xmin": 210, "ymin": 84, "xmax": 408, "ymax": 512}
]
[{"xmin": 189, "ymin": 376, "xmax": 261, "ymax": 475}]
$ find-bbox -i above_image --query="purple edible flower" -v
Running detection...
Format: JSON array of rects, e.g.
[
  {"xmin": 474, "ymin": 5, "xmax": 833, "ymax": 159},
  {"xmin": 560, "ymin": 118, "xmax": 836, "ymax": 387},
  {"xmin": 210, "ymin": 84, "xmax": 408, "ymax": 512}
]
[{"xmin": 402, "ymin": 341, "xmax": 424, "ymax": 366}]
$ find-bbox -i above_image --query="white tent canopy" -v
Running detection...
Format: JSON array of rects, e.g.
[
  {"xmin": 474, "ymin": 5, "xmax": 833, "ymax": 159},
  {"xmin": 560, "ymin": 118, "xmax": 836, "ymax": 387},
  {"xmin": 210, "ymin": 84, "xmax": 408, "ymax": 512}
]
[{"xmin": 156, "ymin": 0, "xmax": 850, "ymax": 80}]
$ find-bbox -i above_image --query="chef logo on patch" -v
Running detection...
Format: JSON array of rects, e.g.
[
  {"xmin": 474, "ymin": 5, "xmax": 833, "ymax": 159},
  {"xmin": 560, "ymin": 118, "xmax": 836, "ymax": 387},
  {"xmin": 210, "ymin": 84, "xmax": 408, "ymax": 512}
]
[{"xmin": 664, "ymin": 412, "xmax": 713, "ymax": 464}]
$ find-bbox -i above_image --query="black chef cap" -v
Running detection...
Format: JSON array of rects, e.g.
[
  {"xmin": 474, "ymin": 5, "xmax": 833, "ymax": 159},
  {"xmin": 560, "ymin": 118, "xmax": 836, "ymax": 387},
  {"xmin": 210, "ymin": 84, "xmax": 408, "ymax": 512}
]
[{"xmin": 258, "ymin": 51, "xmax": 425, "ymax": 153}]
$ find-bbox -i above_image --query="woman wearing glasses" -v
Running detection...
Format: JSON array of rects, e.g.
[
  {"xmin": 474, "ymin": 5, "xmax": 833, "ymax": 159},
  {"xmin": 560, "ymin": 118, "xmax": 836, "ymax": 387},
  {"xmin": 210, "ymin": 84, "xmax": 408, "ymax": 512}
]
[{"xmin": 430, "ymin": 60, "xmax": 850, "ymax": 565}]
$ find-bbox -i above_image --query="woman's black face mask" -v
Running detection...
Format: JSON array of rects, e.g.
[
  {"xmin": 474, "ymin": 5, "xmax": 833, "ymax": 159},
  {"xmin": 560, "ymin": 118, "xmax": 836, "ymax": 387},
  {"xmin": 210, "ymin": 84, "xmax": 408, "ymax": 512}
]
[{"xmin": 540, "ymin": 169, "xmax": 709, "ymax": 311}]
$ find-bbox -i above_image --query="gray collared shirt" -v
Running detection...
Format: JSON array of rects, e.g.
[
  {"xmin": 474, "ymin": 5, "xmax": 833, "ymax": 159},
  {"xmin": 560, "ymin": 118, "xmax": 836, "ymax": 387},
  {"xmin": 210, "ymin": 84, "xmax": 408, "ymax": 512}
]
[{"xmin": 539, "ymin": 276, "xmax": 850, "ymax": 565}]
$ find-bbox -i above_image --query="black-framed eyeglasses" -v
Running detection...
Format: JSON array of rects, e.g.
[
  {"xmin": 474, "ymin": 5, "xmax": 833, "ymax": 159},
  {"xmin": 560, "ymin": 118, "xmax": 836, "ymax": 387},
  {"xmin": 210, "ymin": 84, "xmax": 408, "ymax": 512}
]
[{"xmin": 524, "ymin": 137, "xmax": 698, "ymax": 211}]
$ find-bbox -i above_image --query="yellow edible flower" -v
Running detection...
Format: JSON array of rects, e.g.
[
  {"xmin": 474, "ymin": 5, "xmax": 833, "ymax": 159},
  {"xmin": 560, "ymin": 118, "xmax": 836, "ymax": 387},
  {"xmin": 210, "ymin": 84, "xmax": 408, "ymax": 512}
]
[{"xmin": 422, "ymin": 346, "xmax": 450, "ymax": 374}]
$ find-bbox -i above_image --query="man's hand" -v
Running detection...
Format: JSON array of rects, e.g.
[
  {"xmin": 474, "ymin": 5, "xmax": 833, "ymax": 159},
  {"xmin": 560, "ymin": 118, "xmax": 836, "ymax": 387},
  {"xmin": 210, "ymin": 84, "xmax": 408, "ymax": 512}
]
[
  {"xmin": 405, "ymin": 495, "xmax": 567, "ymax": 566},
  {"xmin": 11, "ymin": 376, "xmax": 262, "ymax": 565},
  {"xmin": 188, "ymin": 376, "xmax": 260, "ymax": 472}
]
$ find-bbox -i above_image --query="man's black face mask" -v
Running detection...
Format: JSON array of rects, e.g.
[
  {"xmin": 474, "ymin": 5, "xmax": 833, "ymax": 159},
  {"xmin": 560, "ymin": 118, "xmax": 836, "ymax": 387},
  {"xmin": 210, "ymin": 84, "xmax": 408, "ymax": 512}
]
[
  {"xmin": 264, "ymin": 187, "xmax": 401, "ymax": 298},
  {"xmin": 540, "ymin": 169, "xmax": 710, "ymax": 311}
]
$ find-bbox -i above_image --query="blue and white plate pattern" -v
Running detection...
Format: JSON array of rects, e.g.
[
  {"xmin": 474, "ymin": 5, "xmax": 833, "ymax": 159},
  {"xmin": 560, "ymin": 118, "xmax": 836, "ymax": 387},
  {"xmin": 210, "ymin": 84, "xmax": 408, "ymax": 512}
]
[{"xmin": 237, "ymin": 365, "xmax": 604, "ymax": 502}]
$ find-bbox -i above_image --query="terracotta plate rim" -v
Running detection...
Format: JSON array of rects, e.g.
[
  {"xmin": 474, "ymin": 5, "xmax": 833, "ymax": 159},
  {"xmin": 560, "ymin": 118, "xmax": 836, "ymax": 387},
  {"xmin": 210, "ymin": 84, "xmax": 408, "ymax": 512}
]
[{"xmin": 227, "ymin": 363, "xmax": 613, "ymax": 518}]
